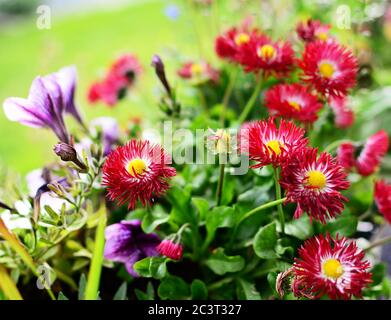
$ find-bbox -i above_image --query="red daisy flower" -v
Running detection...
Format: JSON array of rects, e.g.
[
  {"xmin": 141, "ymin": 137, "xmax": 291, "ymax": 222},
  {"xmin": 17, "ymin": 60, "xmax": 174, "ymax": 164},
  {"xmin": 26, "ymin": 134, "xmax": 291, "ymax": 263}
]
[
  {"xmin": 238, "ymin": 34, "xmax": 295, "ymax": 77},
  {"xmin": 239, "ymin": 118, "xmax": 308, "ymax": 168},
  {"xmin": 329, "ymin": 96, "xmax": 355, "ymax": 129},
  {"xmin": 264, "ymin": 83, "xmax": 323, "ymax": 124},
  {"xmin": 336, "ymin": 142, "xmax": 356, "ymax": 171},
  {"xmin": 296, "ymin": 19, "xmax": 331, "ymax": 42},
  {"xmin": 177, "ymin": 61, "xmax": 219, "ymax": 84},
  {"xmin": 102, "ymin": 140, "xmax": 176, "ymax": 209},
  {"xmin": 356, "ymin": 130, "xmax": 389, "ymax": 176},
  {"xmin": 280, "ymin": 148, "xmax": 350, "ymax": 223},
  {"xmin": 374, "ymin": 180, "xmax": 391, "ymax": 224},
  {"xmin": 215, "ymin": 26, "xmax": 260, "ymax": 63},
  {"xmin": 293, "ymin": 233, "xmax": 372, "ymax": 300},
  {"xmin": 299, "ymin": 40, "xmax": 358, "ymax": 97}
]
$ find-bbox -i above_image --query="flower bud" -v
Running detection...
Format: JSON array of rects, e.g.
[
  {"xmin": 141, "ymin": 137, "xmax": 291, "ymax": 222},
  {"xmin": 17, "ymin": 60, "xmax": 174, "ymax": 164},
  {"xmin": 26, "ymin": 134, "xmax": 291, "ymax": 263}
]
[
  {"xmin": 151, "ymin": 54, "xmax": 172, "ymax": 96},
  {"xmin": 54, "ymin": 142, "xmax": 78, "ymax": 162},
  {"xmin": 156, "ymin": 239, "xmax": 183, "ymax": 260}
]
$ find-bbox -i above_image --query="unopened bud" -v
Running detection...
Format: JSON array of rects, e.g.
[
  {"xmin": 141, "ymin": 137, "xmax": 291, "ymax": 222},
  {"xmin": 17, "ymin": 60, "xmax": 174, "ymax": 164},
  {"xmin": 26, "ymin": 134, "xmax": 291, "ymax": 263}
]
[{"xmin": 54, "ymin": 143, "xmax": 77, "ymax": 162}]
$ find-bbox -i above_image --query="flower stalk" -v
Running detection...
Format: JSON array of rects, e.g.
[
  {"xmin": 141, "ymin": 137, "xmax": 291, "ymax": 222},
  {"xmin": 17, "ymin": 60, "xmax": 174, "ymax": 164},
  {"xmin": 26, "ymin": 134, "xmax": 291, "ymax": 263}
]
[
  {"xmin": 238, "ymin": 75, "xmax": 263, "ymax": 123},
  {"xmin": 273, "ymin": 167, "xmax": 286, "ymax": 235}
]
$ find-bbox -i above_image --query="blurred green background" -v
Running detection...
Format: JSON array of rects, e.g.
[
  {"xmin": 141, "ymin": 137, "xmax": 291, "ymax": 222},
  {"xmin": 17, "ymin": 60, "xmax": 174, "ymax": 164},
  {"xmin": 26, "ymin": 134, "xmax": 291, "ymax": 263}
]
[{"xmin": 1, "ymin": 0, "xmax": 391, "ymax": 175}]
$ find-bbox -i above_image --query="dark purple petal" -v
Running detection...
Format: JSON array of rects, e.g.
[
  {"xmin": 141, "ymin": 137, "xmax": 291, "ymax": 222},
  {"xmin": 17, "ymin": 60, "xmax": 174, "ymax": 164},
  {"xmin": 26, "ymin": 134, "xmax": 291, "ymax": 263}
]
[
  {"xmin": 124, "ymin": 250, "xmax": 143, "ymax": 277},
  {"xmin": 104, "ymin": 222, "xmax": 136, "ymax": 261},
  {"xmin": 137, "ymin": 233, "xmax": 161, "ymax": 257}
]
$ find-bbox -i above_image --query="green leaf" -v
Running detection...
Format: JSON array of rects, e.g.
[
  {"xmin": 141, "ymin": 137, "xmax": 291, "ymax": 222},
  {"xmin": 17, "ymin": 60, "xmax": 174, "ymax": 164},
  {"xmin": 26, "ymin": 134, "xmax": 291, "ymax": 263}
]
[
  {"xmin": 284, "ymin": 215, "xmax": 313, "ymax": 240},
  {"xmin": 135, "ymin": 282, "xmax": 155, "ymax": 300},
  {"xmin": 58, "ymin": 292, "xmax": 69, "ymax": 300},
  {"xmin": 113, "ymin": 282, "xmax": 127, "ymax": 300},
  {"xmin": 236, "ymin": 278, "xmax": 261, "ymax": 300},
  {"xmin": 220, "ymin": 177, "xmax": 235, "ymax": 206},
  {"xmin": 191, "ymin": 279, "xmax": 208, "ymax": 300},
  {"xmin": 370, "ymin": 263, "xmax": 386, "ymax": 286},
  {"xmin": 166, "ymin": 186, "xmax": 195, "ymax": 225},
  {"xmin": 133, "ymin": 257, "xmax": 167, "ymax": 279},
  {"xmin": 323, "ymin": 212, "xmax": 358, "ymax": 237},
  {"xmin": 192, "ymin": 197, "xmax": 209, "ymax": 221},
  {"xmin": 253, "ymin": 222, "xmax": 278, "ymax": 259},
  {"xmin": 205, "ymin": 248, "xmax": 245, "ymax": 275},
  {"xmin": 206, "ymin": 206, "xmax": 235, "ymax": 238},
  {"xmin": 141, "ymin": 206, "xmax": 169, "ymax": 233},
  {"xmin": 158, "ymin": 276, "xmax": 190, "ymax": 300},
  {"xmin": 78, "ymin": 273, "xmax": 87, "ymax": 300}
]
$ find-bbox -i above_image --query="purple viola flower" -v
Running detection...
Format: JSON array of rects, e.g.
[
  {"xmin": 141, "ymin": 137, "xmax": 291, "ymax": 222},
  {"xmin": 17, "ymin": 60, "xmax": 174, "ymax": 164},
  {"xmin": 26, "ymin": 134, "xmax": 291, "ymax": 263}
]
[
  {"xmin": 90, "ymin": 117, "xmax": 119, "ymax": 155},
  {"xmin": 104, "ymin": 220, "xmax": 160, "ymax": 277},
  {"xmin": 3, "ymin": 66, "xmax": 83, "ymax": 143}
]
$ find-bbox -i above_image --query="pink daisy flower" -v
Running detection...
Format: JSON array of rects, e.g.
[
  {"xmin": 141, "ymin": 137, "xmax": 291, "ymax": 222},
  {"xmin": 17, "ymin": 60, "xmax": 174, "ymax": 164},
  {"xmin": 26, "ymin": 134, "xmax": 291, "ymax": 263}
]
[
  {"xmin": 239, "ymin": 118, "xmax": 308, "ymax": 168},
  {"xmin": 299, "ymin": 40, "xmax": 358, "ymax": 97},
  {"xmin": 102, "ymin": 140, "xmax": 176, "ymax": 209},
  {"xmin": 293, "ymin": 233, "xmax": 372, "ymax": 300},
  {"xmin": 157, "ymin": 239, "xmax": 183, "ymax": 261},
  {"xmin": 264, "ymin": 83, "xmax": 323, "ymax": 124},
  {"xmin": 336, "ymin": 142, "xmax": 356, "ymax": 171},
  {"xmin": 280, "ymin": 148, "xmax": 350, "ymax": 223},
  {"xmin": 296, "ymin": 19, "xmax": 331, "ymax": 43},
  {"xmin": 356, "ymin": 130, "xmax": 389, "ymax": 176},
  {"xmin": 374, "ymin": 180, "xmax": 391, "ymax": 224},
  {"xmin": 329, "ymin": 96, "xmax": 355, "ymax": 129},
  {"xmin": 177, "ymin": 61, "xmax": 219, "ymax": 84},
  {"xmin": 237, "ymin": 34, "xmax": 295, "ymax": 77}
]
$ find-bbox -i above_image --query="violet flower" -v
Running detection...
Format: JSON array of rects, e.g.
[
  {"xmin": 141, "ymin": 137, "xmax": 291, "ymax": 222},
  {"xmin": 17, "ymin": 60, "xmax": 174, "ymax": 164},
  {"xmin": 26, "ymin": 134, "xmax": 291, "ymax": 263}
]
[
  {"xmin": 104, "ymin": 220, "xmax": 160, "ymax": 277},
  {"xmin": 3, "ymin": 66, "xmax": 83, "ymax": 143}
]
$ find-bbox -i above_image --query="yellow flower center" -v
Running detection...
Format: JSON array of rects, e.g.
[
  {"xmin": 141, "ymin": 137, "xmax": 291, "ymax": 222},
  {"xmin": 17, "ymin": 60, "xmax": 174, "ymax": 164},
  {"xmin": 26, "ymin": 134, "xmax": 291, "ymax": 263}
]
[
  {"xmin": 322, "ymin": 258, "xmax": 344, "ymax": 279},
  {"xmin": 126, "ymin": 158, "xmax": 147, "ymax": 177},
  {"xmin": 234, "ymin": 33, "xmax": 250, "ymax": 46},
  {"xmin": 288, "ymin": 100, "xmax": 301, "ymax": 111},
  {"xmin": 316, "ymin": 32, "xmax": 328, "ymax": 41},
  {"xmin": 306, "ymin": 170, "xmax": 327, "ymax": 189},
  {"xmin": 215, "ymin": 130, "xmax": 231, "ymax": 154},
  {"xmin": 257, "ymin": 44, "xmax": 276, "ymax": 60},
  {"xmin": 191, "ymin": 63, "xmax": 204, "ymax": 76},
  {"xmin": 318, "ymin": 61, "xmax": 335, "ymax": 78},
  {"xmin": 266, "ymin": 140, "xmax": 283, "ymax": 155}
]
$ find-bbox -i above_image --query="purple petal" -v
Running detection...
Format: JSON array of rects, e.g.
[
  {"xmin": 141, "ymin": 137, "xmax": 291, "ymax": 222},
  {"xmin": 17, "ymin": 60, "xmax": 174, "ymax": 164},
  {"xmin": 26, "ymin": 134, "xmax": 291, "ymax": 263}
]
[
  {"xmin": 56, "ymin": 66, "xmax": 83, "ymax": 124},
  {"xmin": 3, "ymin": 97, "xmax": 47, "ymax": 128},
  {"xmin": 138, "ymin": 233, "xmax": 160, "ymax": 257},
  {"xmin": 124, "ymin": 250, "xmax": 144, "ymax": 277},
  {"xmin": 104, "ymin": 222, "xmax": 136, "ymax": 261}
]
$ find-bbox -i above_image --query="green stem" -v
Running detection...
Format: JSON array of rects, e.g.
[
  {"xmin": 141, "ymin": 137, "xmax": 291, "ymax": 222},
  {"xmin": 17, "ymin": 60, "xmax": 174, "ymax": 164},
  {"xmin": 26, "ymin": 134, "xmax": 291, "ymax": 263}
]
[
  {"xmin": 324, "ymin": 139, "xmax": 353, "ymax": 153},
  {"xmin": 216, "ymin": 163, "xmax": 225, "ymax": 206},
  {"xmin": 273, "ymin": 168, "xmax": 285, "ymax": 235},
  {"xmin": 364, "ymin": 235, "xmax": 391, "ymax": 252},
  {"xmin": 238, "ymin": 76, "xmax": 263, "ymax": 124},
  {"xmin": 220, "ymin": 67, "xmax": 238, "ymax": 125},
  {"xmin": 84, "ymin": 206, "xmax": 107, "ymax": 300}
]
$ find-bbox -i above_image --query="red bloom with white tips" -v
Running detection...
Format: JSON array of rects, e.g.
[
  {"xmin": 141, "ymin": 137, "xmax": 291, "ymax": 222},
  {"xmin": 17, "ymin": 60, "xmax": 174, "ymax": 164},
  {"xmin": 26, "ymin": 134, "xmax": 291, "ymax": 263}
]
[
  {"xmin": 336, "ymin": 142, "xmax": 356, "ymax": 171},
  {"xmin": 177, "ymin": 61, "xmax": 219, "ymax": 84},
  {"xmin": 264, "ymin": 83, "xmax": 323, "ymax": 124},
  {"xmin": 293, "ymin": 233, "xmax": 372, "ymax": 300},
  {"xmin": 374, "ymin": 180, "xmax": 391, "ymax": 224},
  {"xmin": 102, "ymin": 140, "xmax": 176, "ymax": 209},
  {"xmin": 356, "ymin": 130, "xmax": 389, "ymax": 176},
  {"xmin": 299, "ymin": 40, "xmax": 358, "ymax": 97},
  {"xmin": 157, "ymin": 240, "xmax": 183, "ymax": 261},
  {"xmin": 329, "ymin": 96, "xmax": 355, "ymax": 129},
  {"xmin": 215, "ymin": 27, "xmax": 260, "ymax": 63},
  {"xmin": 88, "ymin": 54, "xmax": 142, "ymax": 107},
  {"xmin": 296, "ymin": 19, "xmax": 331, "ymax": 43},
  {"xmin": 237, "ymin": 34, "xmax": 295, "ymax": 77},
  {"xmin": 239, "ymin": 118, "xmax": 308, "ymax": 168},
  {"xmin": 280, "ymin": 148, "xmax": 350, "ymax": 223}
]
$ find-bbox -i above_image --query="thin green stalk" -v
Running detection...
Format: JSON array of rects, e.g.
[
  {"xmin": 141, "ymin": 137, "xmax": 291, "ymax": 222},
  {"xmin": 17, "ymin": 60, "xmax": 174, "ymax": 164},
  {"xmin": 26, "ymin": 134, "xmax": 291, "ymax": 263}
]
[
  {"xmin": 0, "ymin": 264, "xmax": 23, "ymax": 300},
  {"xmin": 220, "ymin": 67, "xmax": 239, "ymax": 125},
  {"xmin": 238, "ymin": 76, "xmax": 263, "ymax": 124},
  {"xmin": 324, "ymin": 139, "xmax": 353, "ymax": 153},
  {"xmin": 364, "ymin": 235, "xmax": 391, "ymax": 252},
  {"xmin": 238, "ymin": 198, "xmax": 287, "ymax": 225},
  {"xmin": 216, "ymin": 163, "xmax": 225, "ymax": 206},
  {"xmin": 273, "ymin": 168, "xmax": 285, "ymax": 235},
  {"xmin": 84, "ymin": 207, "xmax": 107, "ymax": 300}
]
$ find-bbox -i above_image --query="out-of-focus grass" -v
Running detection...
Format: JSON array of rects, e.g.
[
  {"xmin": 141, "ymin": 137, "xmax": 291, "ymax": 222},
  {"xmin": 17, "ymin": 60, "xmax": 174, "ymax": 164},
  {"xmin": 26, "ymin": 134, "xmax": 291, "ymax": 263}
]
[{"xmin": 0, "ymin": 0, "xmax": 201, "ymax": 174}]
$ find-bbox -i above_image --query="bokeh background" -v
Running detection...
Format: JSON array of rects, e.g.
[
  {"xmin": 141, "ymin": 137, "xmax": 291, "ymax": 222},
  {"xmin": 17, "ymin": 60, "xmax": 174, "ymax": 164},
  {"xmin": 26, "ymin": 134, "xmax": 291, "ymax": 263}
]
[{"xmin": 1, "ymin": 0, "xmax": 391, "ymax": 176}]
